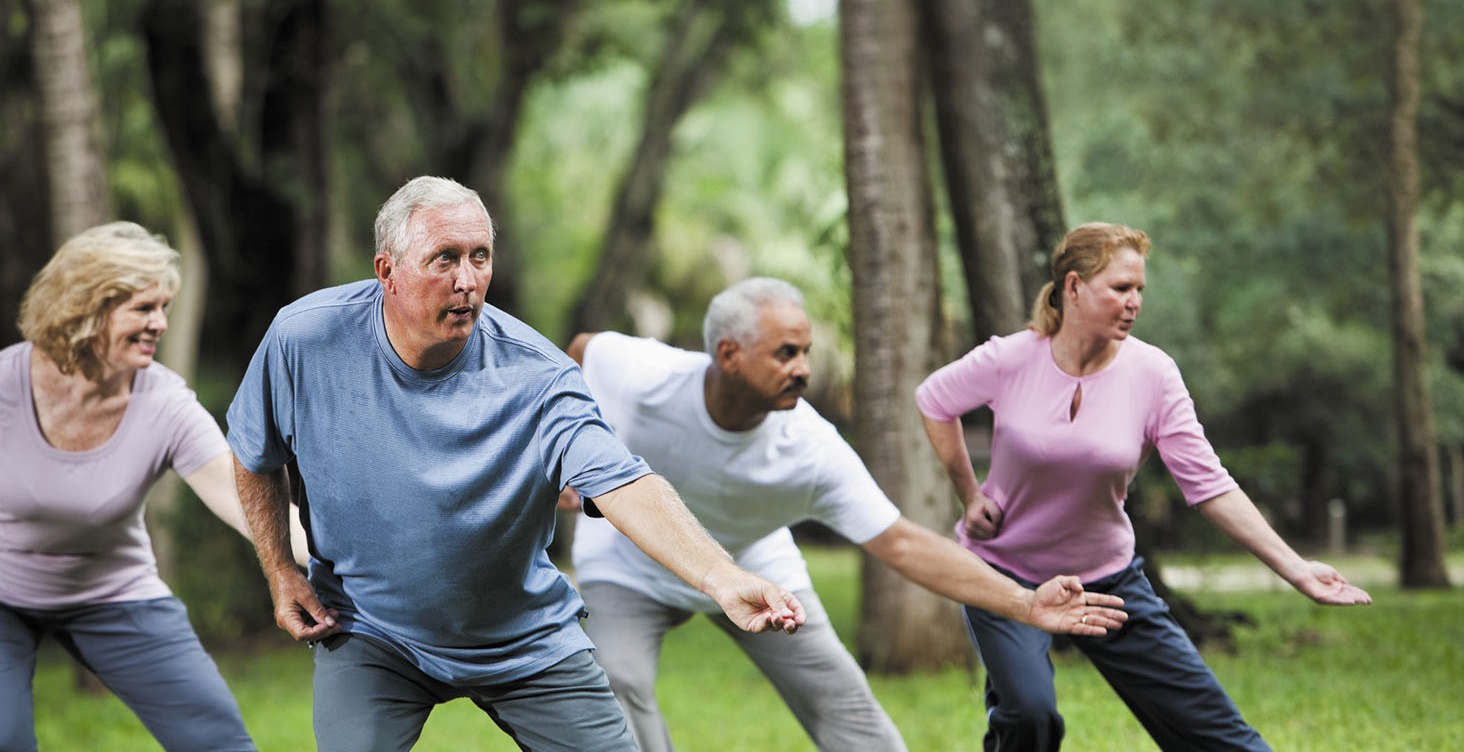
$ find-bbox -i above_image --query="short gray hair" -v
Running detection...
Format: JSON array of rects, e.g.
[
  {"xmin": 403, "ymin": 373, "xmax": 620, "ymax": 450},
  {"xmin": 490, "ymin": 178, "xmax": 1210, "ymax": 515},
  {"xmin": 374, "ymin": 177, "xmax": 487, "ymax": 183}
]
[
  {"xmin": 374, "ymin": 176, "xmax": 495, "ymax": 262},
  {"xmin": 702, "ymin": 277, "xmax": 805, "ymax": 353}
]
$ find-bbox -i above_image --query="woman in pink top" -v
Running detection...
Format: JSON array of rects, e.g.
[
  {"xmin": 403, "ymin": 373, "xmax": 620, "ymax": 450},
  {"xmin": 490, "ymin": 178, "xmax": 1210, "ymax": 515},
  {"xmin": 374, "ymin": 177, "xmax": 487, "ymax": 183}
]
[
  {"xmin": 916, "ymin": 222, "xmax": 1371, "ymax": 752},
  {"xmin": 0, "ymin": 223, "xmax": 298, "ymax": 752}
]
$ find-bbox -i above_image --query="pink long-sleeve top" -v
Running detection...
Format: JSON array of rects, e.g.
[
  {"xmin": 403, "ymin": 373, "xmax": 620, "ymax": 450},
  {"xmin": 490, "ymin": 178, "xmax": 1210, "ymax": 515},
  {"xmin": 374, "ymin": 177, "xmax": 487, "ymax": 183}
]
[{"xmin": 915, "ymin": 329, "xmax": 1237, "ymax": 583}]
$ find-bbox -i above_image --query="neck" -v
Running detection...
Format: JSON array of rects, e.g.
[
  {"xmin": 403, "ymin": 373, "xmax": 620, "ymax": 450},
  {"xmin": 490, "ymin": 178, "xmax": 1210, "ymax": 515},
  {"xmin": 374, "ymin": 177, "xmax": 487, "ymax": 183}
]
[
  {"xmin": 703, "ymin": 366, "xmax": 768, "ymax": 432},
  {"xmin": 1049, "ymin": 328, "xmax": 1119, "ymax": 377},
  {"xmin": 382, "ymin": 310, "xmax": 463, "ymax": 371},
  {"xmin": 32, "ymin": 347, "xmax": 132, "ymax": 400}
]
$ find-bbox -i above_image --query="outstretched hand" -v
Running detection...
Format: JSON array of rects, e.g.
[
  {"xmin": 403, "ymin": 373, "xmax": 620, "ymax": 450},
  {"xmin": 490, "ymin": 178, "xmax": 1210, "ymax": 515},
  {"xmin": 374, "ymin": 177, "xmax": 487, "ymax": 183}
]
[
  {"xmin": 707, "ymin": 570, "xmax": 807, "ymax": 634},
  {"xmin": 268, "ymin": 567, "xmax": 341, "ymax": 642},
  {"xmin": 1290, "ymin": 560, "xmax": 1372, "ymax": 606},
  {"xmin": 1028, "ymin": 575, "xmax": 1127, "ymax": 636}
]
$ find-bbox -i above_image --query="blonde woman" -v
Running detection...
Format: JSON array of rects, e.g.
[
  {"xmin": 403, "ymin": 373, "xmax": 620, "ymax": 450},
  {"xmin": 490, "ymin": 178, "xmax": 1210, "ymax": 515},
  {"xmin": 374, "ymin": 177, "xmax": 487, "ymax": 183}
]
[{"xmin": 0, "ymin": 222, "xmax": 301, "ymax": 752}]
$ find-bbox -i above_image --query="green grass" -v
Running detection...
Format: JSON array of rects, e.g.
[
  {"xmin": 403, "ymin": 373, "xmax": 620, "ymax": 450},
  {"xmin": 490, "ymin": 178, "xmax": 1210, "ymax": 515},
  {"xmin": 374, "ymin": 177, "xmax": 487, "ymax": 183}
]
[{"xmin": 32, "ymin": 548, "xmax": 1464, "ymax": 751}]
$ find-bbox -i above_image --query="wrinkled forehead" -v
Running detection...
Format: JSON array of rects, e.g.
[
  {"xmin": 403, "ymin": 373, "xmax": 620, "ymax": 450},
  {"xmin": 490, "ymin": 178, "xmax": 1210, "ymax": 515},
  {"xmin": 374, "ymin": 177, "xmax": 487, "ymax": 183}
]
[
  {"xmin": 753, "ymin": 301, "xmax": 812, "ymax": 343},
  {"xmin": 406, "ymin": 202, "xmax": 494, "ymax": 252}
]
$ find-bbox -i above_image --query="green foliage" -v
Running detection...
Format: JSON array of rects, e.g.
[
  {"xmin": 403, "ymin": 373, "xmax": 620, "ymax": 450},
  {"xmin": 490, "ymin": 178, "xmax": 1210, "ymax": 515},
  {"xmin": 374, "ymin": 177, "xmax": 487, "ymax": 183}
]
[{"xmin": 1038, "ymin": 0, "xmax": 1464, "ymax": 525}]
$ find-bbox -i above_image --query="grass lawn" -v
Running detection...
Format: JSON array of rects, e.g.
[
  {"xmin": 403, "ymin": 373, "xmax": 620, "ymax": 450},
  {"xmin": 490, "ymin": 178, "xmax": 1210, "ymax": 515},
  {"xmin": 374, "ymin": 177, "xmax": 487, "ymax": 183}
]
[{"xmin": 31, "ymin": 547, "xmax": 1464, "ymax": 751}]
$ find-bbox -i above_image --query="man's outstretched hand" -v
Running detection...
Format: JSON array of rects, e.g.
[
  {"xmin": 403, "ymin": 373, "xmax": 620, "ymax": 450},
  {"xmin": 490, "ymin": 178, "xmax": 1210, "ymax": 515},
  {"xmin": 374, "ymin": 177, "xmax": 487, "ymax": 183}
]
[
  {"xmin": 1028, "ymin": 575, "xmax": 1127, "ymax": 636},
  {"xmin": 703, "ymin": 567, "xmax": 807, "ymax": 634}
]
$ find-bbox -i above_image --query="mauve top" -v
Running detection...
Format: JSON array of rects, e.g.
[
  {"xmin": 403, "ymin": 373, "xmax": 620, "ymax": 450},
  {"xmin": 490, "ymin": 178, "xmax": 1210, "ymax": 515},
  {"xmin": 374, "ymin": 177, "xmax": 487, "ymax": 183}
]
[
  {"xmin": 0, "ymin": 341, "xmax": 227, "ymax": 609},
  {"xmin": 915, "ymin": 329, "xmax": 1236, "ymax": 583}
]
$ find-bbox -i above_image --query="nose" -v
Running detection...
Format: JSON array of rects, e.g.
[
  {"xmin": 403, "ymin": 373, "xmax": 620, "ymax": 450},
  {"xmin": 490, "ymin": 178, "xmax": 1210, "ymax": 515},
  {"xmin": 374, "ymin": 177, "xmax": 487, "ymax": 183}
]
[
  {"xmin": 792, "ymin": 352, "xmax": 812, "ymax": 380},
  {"xmin": 453, "ymin": 261, "xmax": 478, "ymax": 293},
  {"xmin": 147, "ymin": 307, "xmax": 169, "ymax": 332}
]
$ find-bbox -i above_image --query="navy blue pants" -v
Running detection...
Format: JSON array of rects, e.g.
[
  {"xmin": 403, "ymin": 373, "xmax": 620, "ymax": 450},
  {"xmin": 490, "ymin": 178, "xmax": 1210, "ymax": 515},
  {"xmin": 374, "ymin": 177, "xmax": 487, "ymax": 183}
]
[
  {"xmin": 0, "ymin": 596, "xmax": 255, "ymax": 752},
  {"xmin": 964, "ymin": 557, "xmax": 1271, "ymax": 752}
]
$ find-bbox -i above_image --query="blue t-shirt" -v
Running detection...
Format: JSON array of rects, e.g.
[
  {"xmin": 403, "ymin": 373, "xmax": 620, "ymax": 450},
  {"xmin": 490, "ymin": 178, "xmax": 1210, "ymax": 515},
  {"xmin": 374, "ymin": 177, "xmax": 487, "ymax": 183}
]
[{"xmin": 227, "ymin": 280, "xmax": 649, "ymax": 685}]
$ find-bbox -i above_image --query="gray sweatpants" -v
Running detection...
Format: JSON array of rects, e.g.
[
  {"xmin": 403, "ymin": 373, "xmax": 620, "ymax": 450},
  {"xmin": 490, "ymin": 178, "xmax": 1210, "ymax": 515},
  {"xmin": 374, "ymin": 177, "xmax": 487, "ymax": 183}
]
[
  {"xmin": 579, "ymin": 581, "xmax": 907, "ymax": 752},
  {"xmin": 311, "ymin": 634, "xmax": 636, "ymax": 752}
]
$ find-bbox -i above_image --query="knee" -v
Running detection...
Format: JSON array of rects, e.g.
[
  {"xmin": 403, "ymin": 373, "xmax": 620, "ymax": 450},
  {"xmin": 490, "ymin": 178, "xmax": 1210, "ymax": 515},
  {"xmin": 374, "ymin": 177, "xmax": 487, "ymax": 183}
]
[
  {"xmin": 599, "ymin": 660, "xmax": 658, "ymax": 712},
  {"xmin": 989, "ymin": 689, "xmax": 1063, "ymax": 738}
]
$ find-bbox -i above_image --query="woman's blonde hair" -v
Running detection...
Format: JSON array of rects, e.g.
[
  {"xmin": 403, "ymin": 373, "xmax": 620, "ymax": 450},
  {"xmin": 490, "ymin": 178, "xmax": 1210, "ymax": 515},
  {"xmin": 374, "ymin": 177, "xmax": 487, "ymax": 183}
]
[
  {"xmin": 18, "ymin": 222, "xmax": 181, "ymax": 380},
  {"xmin": 1027, "ymin": 222, "xmax": 1151, "ymax": 336}
]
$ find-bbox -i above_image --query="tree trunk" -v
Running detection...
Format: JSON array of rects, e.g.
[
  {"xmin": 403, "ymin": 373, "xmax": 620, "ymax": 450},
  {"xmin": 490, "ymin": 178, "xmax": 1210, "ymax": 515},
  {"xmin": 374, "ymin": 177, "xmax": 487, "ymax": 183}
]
[
  {"xmin": 566, "ymin": 0, "xmax": 741, "ymax": 338},
  {"xmin": 923, "ymin": 0, "xmax": 1059, "ymax": 340},
  {"xmin": 393, "ymin": 0, "xmax": 583, "ymax": 317},
  {"xmin": 0, "ymin": 1, "xmax": 52, "ymax": 350},
  {"xmin": 1386, "ymin": 0, "xmax": 1450, "ymax": 589},
  {"xmin": 842, "ymin": 0, "xmax": 968, "ymax": 673},
  {"xmin": 28, "ymin": 0, "xmax": 111, "ymax": 242},
  {"xmin": 140, "ymin": 0, "xmax": 324, "ymax": 375}
]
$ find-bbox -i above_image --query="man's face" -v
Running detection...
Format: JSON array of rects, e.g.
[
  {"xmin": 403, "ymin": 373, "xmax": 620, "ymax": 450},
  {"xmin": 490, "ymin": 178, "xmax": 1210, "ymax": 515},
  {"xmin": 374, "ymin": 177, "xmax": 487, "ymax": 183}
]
[
  {"xmin": 376, "ymin": 201, "xmax": 494, "ymax": 368},
  {"xmin": 726, "ymin": 301, "xmax": 813, "ymax": 412}
]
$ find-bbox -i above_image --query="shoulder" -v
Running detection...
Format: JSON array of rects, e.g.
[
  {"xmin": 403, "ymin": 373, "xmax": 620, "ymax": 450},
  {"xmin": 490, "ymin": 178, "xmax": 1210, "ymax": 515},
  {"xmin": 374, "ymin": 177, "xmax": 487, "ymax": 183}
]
[
  {"xmin": 133, "ymin": 360, "xmax": 189, "ymax": 393},
  {"xmin": 270, "ymin": 280, "xmax": 380, "ymax": 339},
  {"xmin": 476, "ymin": 305, "xmax": 576, "ymax": 370},
  {"xmin": 1118, "ymin": 336, "xmax": 1181, "ymax": 377},
  {"xmin": 582, "ymin": 332, "xmax": 706, "ymax": 385}
]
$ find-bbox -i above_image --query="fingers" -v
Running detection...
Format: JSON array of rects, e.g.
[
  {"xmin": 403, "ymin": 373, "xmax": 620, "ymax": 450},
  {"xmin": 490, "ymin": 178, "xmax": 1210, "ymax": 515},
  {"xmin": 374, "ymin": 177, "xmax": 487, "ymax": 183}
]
[
  {"xmin": 1067, "ymin": 606, "xmax": 1127, "ymax": 636},
  {"xmin": 1084, "ymin": 592, "xmax": 1125, "ymax": 608}
]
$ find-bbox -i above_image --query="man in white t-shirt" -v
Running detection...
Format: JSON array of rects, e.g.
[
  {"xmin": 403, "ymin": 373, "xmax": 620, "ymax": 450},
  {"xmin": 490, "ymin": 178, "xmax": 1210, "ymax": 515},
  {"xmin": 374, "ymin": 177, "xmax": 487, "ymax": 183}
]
[{"xmin": 563, "ymin": 277, "xmax": 1129, "ymax": 752}]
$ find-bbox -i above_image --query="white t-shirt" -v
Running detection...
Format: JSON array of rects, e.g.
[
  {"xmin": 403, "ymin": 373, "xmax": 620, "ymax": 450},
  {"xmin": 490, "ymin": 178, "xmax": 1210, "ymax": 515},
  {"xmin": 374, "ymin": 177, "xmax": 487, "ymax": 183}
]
[{"xmin": 572, "ymin": 333, "xmax": 900, "ymax": 612}]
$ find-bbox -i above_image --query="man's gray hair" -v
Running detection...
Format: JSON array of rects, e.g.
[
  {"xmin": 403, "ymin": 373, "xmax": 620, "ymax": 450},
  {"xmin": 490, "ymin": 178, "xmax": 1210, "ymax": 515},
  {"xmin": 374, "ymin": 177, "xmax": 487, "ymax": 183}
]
[
  {"xmin": 702, "ymin": 277, "xmax": 805, "ymax": 353},
  {"xmin": 374, "ymin": 176, "xmax": 496, "ymax": 262}
]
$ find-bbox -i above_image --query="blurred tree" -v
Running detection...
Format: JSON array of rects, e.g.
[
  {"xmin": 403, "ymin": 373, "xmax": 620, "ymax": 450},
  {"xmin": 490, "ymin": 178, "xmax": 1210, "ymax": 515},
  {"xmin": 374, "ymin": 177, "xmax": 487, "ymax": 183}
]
[
  {"xmin": 1038, "ymin": 0, "xmax": 1464, "ymax": 550},
  {"xmin": 335, "ymin": 0, "xmax": 584, "ymax": 315},
  {"xmin": 140, "ymin": 0, "xmax": 329, "ymax": 376},
  {"xmin": 842, "ymin": 0, "xmax": 968, "ymax": 672},
  {"xmin": 28, "ymin": 0, "xmax": 111, "ymax": 240},
  {"xmin": 923, "ymin": 0, "xmax": 1058, "ymax": 340},
  {"xmin": 567, "ymin": 0, "xmax": 776, "ymax": 339},
  {"xmin": 1385, "ymin": 0, "xmax": 1450, "ymax": 588},
  {"xmin": 0, "ymin": 2, "xmax": 54, "ymax": 347}
]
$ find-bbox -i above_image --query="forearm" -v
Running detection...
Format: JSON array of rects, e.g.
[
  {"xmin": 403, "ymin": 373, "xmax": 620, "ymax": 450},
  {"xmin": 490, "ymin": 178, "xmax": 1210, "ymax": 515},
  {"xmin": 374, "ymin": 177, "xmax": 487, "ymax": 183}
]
[
  {"xmin": 594, "ymin": 474, "xmax": 741, "ymax": 597},
  {"xmin": 233, "ymin": 457, "xmax": 298, "ymax": 578},
  {"xmin": 921, "ymin": 415, "xmax": 982, "ymax": 502},
  {"xmin": 865, "ymin": 519, "xmax": 1033, "ymax": 622},
  {"xmin": 1198, "ymin": 488, "xmax": 1310, "ymax": 582}
]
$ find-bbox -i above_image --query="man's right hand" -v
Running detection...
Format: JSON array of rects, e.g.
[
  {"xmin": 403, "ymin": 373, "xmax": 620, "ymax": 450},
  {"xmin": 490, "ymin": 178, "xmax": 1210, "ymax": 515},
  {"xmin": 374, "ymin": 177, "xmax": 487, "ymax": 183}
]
[
  {"xmin": 269, "ymin": 567, "xmax": 341, "ymax": 642},
  {"xmin": 701, "ymin": 566, "xmax": 807, "ymax": 635}
]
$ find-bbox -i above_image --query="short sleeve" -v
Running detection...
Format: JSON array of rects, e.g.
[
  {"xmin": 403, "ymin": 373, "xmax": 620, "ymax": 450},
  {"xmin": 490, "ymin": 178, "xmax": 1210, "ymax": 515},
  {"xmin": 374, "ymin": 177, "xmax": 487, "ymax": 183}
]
[
  {"xmin": 915, "ymin": 333, "xmax": 1013, "ymax": 421},
  {"xmin": 166, "ymin": 394, "xmax": 229, "ymax": 478},
  {"xmin": 1151, "ymin": 356, "xmax": 1238, "ymax": 506},
  {"xmin": 226, "ymin": 320, "xmax": 297, "ymax": 474}
]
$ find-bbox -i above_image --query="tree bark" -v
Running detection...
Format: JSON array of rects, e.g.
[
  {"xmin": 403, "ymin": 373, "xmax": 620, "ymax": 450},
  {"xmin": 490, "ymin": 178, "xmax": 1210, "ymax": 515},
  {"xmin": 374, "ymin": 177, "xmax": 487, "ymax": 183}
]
[
  {"xmin": 140, "ymin": 0, "xmax": 325, "ymax": 374},
  {"xmin": 923, "ymin": 0, "xmax": 1059, "ymax": 340},
  {"xmin": 0, "ymin": 0, "xmax": 52, "ymax": 350},
  {"xmin": 28, "ymin": 0, "xmax": 111, "ymax": 242},
  {"xmin": 1386, "ymin": 0, "xmax": 1450, "ymax": 589},
  {"xmin": 842, "ymin": 0, "xmax": 968, "ymax": 672},
  {"xmin": 391, "ymin": 0, "xmax": 582, "ymax": 316},
  {"xmin": 567, "ymin": 0, "xmax": 741, "ymax": 338}
]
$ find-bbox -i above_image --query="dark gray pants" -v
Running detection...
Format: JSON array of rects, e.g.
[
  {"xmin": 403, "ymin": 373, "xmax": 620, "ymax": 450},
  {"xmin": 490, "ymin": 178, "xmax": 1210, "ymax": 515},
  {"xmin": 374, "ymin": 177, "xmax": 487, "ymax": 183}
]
[
  {"xmin": 0, "ymin": 596, "xmax": 255, "ymax": 752},
  {"xmin": 310, "ymin": 633, "xmax": 635, "ymax": 752},
  {"xmin": 580, "ymin": 581, "xmax": 907, "ymax": 752},
  {"xmin": 964, "ymin": 557, "xmax": 1271, "ymax": 752}
]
